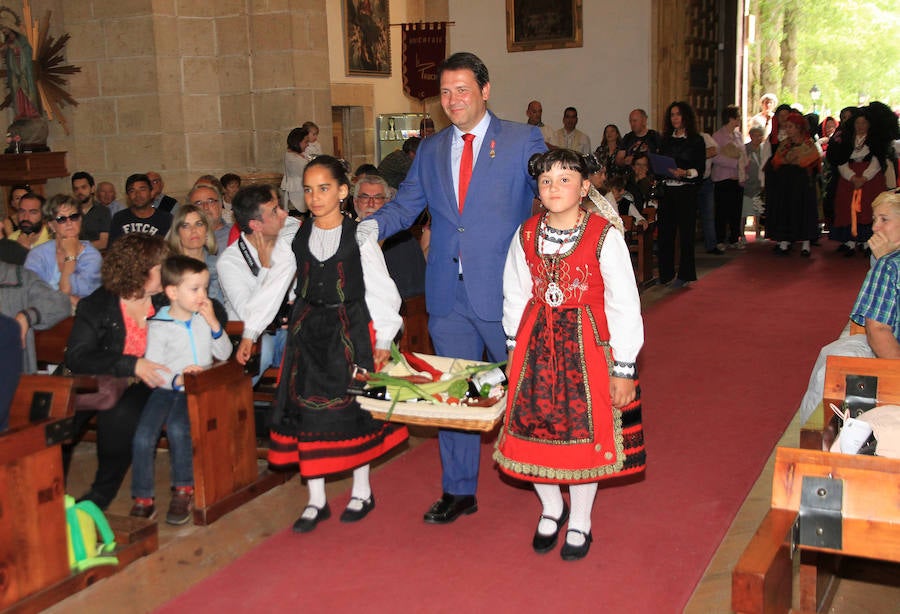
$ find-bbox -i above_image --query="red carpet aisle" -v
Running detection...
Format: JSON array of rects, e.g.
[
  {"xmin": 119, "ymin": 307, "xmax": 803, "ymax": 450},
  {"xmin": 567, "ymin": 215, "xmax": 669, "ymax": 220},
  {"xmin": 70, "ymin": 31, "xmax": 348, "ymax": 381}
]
[{"xmin": 157, "ymin": 244, "xmax": 867, "ymax": 613}]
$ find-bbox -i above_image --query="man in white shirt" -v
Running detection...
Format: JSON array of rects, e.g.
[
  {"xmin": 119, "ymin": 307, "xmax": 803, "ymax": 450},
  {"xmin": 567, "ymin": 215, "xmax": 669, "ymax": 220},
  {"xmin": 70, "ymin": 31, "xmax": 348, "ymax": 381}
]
[
  {"xmin": 217, "ymin": 184, "xmax": 299, "ymax": 383},
  {"xmin": 553, "ymin": 107, "xmax": 591, "ymax": 154}
]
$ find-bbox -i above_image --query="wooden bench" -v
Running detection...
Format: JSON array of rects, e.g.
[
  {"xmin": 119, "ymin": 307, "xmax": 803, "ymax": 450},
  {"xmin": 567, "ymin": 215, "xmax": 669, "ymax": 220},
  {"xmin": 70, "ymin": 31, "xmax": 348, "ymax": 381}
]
[
  {"xmin": 799, "ymin": 354, "xmax": 900, "ymax": 451},
  {"xmin": 732, "ymin": 447, "xmax": 900, "ymax": 614},
  {"xmin": 622, "ymin": 207, "xmax": 657, "ymax": 290},
  {"xmin": 1, "ymin": 376, "xmax": 157, "ymax": 613},
  {"xmin": 399, "ymin": 294, "xmax": 434, "ymax": 355},
  {"xmin": 182, "ymin": 360, "xmax": 288, "ymax": 525}
]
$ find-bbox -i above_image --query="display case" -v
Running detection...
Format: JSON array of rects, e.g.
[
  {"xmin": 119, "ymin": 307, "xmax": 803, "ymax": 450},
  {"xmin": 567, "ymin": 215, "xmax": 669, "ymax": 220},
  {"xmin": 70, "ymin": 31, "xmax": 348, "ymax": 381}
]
[{"xmin": 376, "ymin": 113, "xmax": 427, "ymax": 164}]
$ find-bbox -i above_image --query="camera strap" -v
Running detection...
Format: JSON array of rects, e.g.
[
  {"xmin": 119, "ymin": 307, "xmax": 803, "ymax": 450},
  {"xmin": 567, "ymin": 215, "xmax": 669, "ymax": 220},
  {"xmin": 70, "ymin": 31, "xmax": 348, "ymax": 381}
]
[{"xmin": 237, "ymin": 237, "xmax": 260, "ymax": 276}]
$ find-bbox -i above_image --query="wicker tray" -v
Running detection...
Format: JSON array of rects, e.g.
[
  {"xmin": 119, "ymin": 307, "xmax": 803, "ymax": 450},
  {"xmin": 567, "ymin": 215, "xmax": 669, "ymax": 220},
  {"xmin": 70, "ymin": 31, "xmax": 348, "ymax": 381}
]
[{"xmin": 358, "ymin": 353, "xmax": 506, "ymax": 432}]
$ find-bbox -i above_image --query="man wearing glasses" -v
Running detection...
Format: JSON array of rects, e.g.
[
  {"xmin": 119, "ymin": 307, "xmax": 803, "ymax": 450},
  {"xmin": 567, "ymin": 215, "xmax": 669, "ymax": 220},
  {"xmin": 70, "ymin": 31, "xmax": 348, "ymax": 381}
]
[
  {"xmin": 353, "ymin": 175, "xmax": 425, "ymax": 298},
  {"xmin": 147, "ymin": 171, "xmax": 179, "ymax": 213},
  {"xmin": 189, "ymin": 183, "xmax": 232, "ymax": 249}
]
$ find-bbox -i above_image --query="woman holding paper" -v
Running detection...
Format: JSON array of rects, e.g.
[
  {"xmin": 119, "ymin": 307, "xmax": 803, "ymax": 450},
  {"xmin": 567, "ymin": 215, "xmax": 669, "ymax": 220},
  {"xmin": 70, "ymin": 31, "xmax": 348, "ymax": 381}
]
[{"xmin": 655, "ymin": 101, "xmax": 705, "ymax": 288}]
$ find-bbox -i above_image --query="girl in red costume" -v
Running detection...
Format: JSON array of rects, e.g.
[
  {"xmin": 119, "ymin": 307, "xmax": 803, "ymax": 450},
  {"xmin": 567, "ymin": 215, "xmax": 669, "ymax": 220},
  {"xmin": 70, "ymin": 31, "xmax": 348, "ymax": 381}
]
[{"xmin": 494, "ymin": 149, "xmax": 644, "ymax": 561}]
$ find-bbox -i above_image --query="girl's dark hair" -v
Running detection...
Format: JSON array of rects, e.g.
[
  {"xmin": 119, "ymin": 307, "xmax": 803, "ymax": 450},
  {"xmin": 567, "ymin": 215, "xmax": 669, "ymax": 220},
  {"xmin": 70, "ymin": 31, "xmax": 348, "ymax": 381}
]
[
  {"xmin": 527, "ymin": 149, "xmax": 591, "ymax": 180},
  {"xmin": 304, "ymin": 155, "xmax": 351, "ymax": 189},
  {"xmin": 102, "ymin": 233, "xmax": 169, "ymax": 299},
  {"xmin": 663, "ymin": 101, "xmax": 698, "ymax": 138},
  {"xmin": 287, "ymin": 127, "xmax": 310, "ymax": 153}
]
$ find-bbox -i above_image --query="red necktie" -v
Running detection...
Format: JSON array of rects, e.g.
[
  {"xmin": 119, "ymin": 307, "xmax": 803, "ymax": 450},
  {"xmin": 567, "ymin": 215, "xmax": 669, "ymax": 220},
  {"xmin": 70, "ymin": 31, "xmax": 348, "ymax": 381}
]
[{"xmin": 458, "ymin": 133, "xmax": 475, "ymax": 213}]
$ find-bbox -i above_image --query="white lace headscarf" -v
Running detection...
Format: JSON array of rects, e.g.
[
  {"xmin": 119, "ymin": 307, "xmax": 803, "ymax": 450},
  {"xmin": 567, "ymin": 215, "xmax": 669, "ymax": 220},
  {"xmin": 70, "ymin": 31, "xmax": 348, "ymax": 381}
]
[{"xmin": 585, "ymin": 186, "xmax": 624, "ymax": 234}]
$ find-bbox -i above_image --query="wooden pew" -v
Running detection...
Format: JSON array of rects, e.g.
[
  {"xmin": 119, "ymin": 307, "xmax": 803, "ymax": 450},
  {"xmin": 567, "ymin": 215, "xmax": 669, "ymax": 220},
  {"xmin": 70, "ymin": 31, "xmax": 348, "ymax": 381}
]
[
  {"xmin": 800, "ymin": 355, "xmax": 900, "ymax": 450},
  {"xmin": 1, "ymin": 378, "xmax": 157, "ymax": 613},
  {"xmin": 399, "ymin": 294, "xmax": 434, "ymax": 355},
  {"xmin": 33, "ymin": 316, "xmax": 74, "ymax": 369},
  {"xmin": 621, "ymin": 208, "xmax": 657, "ymax": 290},
  {"xmin": 732, "ymin": 447, "xmax": 900, "ymax": 614},
  {"xmin": 183, "ymin": 360, "xmax": 288, "ymax": 525},
  {"xmin": 8, "ymin": 374, "xmax": 77, "ymax": 430}
]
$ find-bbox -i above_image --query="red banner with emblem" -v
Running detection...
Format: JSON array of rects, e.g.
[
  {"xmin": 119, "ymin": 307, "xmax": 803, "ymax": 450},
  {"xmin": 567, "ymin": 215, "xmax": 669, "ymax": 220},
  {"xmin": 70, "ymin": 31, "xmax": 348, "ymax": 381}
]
[{"xmin": 401, "ymin": 22, "xmax": 446, "ymax": 101}]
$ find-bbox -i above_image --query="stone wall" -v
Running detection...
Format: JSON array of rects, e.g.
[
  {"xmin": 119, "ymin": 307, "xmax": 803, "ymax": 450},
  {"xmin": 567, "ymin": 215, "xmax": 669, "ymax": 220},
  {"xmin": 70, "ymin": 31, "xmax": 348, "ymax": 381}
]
[{"xmin": 40, "ymin": 0, "xmax": 330, "ymax": 200}]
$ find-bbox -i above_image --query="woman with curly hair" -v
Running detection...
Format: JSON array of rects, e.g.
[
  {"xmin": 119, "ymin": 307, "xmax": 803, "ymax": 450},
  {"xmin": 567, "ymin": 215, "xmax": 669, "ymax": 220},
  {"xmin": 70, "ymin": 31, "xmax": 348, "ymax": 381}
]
[
  {"xmin": 64, "ymin": 233, "xmax": 172, "ymax": 509},
  {"xmin": 594, "ymin": 124, "xmax": 623, "ymax": 177},
  {"xmin": 656, "ymin": 101, "xmax": 706, "ymax": 287}
]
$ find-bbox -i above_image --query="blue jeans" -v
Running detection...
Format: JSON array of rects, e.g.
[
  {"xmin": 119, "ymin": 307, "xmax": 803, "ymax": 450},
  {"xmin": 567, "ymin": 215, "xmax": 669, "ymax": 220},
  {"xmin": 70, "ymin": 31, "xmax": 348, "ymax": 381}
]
[
  {"xmin": 253, "ymin": 328, "xmax": 288, "ymax": 387},
  {"xmin": 131, "ymin": 388, "xmax": 193, "ymax": 499}
]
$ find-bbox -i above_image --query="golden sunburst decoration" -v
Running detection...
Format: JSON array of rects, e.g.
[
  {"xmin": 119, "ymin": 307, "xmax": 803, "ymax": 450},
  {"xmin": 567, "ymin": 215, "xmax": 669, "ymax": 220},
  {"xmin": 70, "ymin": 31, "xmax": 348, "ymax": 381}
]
[{"xmin": 0, "ymin": 0, "xmax": 80, "ymax": 135}]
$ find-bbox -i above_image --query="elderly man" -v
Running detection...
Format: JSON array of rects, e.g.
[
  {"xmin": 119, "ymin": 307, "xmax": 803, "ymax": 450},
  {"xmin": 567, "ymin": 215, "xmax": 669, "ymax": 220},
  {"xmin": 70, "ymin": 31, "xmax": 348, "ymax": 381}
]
[
  {"xmin": 362, "ymin": 51, "xmax": 545, "ymax": 525},
  {"xmin": 553, "ymin": 107, "xmax": 591, "ymax": 154},
  {"xmin": 188, "ymin": 182, "xmax": 232, "ymax": 249},
  {"xmin": 526, "ymin": 100, "xmax": 555, "ymax": 148},
  {"xmin": 108, "ymin": 174, "xmax": 172, "ymax": 243},
  {"xmin": 97, "ymin": 181, "xmax": 126, "ymax": 217},
  {"xmin": 354, "ymin": 174, "xmax": 424, "ymax": 299},
  {"xmin": 147, "ymin": 171, "xmax": 178, "ymax": 213},
  {"xmin": 72, "ymin": 171, "xmax": 111, "ymax": 250},
  {"xmin": 616, "ymin": 108, "xmax": 661, "ymax": 168},
  {"xmin": 8, "ymin": 192, "xmax": 50, "ymax": 250}
]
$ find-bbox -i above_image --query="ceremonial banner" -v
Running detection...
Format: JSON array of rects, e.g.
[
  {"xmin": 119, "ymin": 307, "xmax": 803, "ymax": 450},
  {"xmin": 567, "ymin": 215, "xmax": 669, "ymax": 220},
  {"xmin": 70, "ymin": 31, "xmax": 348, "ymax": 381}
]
[{"xmin": 401, "ymin": 22, "xmax": 446, "ymax": 101}]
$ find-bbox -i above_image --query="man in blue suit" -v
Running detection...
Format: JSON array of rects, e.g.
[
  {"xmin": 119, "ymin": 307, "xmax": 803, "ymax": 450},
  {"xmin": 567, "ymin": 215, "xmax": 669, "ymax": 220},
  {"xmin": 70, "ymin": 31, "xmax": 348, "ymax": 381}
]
[{"xmin": 361, "ymin": 52, "xmax": 546, "ymax": 523}]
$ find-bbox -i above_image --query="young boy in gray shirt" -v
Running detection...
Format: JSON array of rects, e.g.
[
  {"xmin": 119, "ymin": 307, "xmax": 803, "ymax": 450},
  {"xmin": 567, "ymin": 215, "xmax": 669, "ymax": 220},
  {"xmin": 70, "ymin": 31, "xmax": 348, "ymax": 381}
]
[{"xmin": 130, "ymin": 255, "xmax": 232, "ymax": 524}]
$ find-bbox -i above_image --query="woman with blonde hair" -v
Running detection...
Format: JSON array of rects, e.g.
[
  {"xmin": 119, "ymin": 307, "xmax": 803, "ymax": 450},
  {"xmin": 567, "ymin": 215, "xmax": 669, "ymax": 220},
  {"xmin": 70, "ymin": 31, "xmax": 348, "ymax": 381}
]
[{"xmin": 164, "ymin": 204, "xmax": 223, "ymax": 303}]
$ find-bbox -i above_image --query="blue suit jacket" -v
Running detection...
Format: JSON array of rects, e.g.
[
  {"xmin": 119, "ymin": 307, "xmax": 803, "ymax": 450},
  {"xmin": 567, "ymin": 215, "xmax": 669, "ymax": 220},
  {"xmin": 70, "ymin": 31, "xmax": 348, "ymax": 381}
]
[{"xmin": 372, "ymin": 111, "xmax": 546, "ymax": 321}]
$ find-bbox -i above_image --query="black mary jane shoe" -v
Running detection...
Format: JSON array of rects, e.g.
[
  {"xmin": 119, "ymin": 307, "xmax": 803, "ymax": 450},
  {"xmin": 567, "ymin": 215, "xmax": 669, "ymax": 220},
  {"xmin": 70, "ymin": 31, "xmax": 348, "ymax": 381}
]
[
  {"xmin": 340, "ymin": 495, "xmax": 376, "ymax": 523},
  {"xmin": 292, "ymin": 503, "xmax": 331, "ymax": 533},
  {"xmin": 532, "ymin": 503, "xmax": 570, "ymax": 554},
  {"xmin": 560, "ymin": 529, "xmax": 593, "ymax": 561}
]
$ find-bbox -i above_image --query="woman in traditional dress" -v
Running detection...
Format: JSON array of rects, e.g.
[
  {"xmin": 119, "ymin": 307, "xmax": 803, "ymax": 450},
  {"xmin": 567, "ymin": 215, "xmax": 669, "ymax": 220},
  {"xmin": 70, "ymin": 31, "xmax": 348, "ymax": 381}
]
[
  {"xmin": 267, "ymin": 155, "xmax": 408, "ymax": 533},
  {"xmin": 832, "ymin": 107, "xmax": 894, "ymax": 256},
  {"xmin": 765, "ymin": 112, "xmax": 821, "ymax": 256},
  {"xmin": 495, "ymin": 149, "xmax": 644, "ymax": 561}
]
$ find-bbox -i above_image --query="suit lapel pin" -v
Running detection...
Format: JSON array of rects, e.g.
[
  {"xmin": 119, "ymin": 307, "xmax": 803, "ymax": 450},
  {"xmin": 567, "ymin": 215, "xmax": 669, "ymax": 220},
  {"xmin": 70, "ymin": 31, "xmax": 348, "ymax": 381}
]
[{"xmin": 490, "ymin": 140, "xmax": 495, "ymax": 158}]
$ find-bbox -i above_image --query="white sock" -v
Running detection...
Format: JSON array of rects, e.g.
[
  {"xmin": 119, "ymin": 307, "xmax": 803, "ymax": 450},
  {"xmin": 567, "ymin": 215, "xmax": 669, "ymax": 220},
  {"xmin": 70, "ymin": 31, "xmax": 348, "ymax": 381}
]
[
  {"xmin": 347, "ymin": 464, "xmax": 372, "ymax": 511},
  {"xmin": 801, "ymin": 240, "xmax": 810, "ymax": 251},
  {"xmin": 302, "ymin": 477, "xmax": 326, "ymax": 518},
  {"xmin": 779, "ymin": 241, "xmax": 790, "ymax": 250},
  {"xmin": 566, "ymin": 483, "xmax": 598, "ymax": 546},
  {"xmin": 845, "ymin": 240, "xmax": 855, "ymax": 249},
  {"xmin": 534, "ymin": 483, "xmax": 564, "ymax": 535}
]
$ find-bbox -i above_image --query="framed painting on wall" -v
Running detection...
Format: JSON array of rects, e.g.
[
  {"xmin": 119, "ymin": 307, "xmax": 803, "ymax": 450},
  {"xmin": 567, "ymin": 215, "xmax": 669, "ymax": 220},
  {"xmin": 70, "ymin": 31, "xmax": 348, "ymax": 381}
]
[
  {"xmin": 344, "ymin": 0, "xmax": 391, "ymax": 76},
  {"xmin": 506, "ymin": 0, "xmax": 583, "ymax": 52}
]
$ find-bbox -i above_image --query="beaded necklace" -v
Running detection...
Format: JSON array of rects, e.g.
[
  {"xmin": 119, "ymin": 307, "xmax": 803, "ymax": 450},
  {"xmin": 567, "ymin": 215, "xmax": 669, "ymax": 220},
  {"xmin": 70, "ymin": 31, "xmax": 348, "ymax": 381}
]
[{"xmin": 538, "ymin": 210, "xmax": 582, "ymax": 307}]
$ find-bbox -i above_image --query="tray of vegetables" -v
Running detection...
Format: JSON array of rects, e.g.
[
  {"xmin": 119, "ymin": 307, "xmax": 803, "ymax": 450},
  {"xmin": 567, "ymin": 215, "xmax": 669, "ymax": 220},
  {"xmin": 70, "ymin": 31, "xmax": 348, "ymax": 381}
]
[{"xmin": 352, "ymin": 345, "xmax": 508, "ymax": 432}]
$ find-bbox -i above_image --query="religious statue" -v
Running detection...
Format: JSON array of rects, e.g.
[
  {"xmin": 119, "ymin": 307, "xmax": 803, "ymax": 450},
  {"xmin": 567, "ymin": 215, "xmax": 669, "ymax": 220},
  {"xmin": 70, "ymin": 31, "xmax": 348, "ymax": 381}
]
[{"xmin": 0, "ymin": 2, "xmax": 80, "ymax": 152}]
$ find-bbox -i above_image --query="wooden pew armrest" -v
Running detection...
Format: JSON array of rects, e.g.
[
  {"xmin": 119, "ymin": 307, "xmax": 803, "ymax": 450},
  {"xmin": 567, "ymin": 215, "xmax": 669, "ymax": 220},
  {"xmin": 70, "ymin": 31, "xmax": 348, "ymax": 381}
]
[{"xmin": 732, "ymin": 508, "xmax": 796, "ymax": 614}]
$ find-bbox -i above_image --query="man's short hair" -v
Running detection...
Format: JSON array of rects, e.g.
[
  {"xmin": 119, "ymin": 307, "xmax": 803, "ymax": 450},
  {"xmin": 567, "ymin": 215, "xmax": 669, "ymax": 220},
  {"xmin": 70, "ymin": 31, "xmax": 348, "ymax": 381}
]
[
  {"xmin": 161, "ymin": 254, "xmax": 208, "ymax": 289},
  {"xmin": 631, "ymin": 108, "xmax": 649, "ymax": 118},
  {"xmin": 232, "ymin": 184, "xmax": 277, "ymax": 234},
  {"xmin": 353, "ymin": 174, "xmax": 394, "ymax": 199},
  {"xmin": 71, "ymin": 171, "xmax": 95, "ymax": 188},
  {"xmin": 19, "ymin": 191, "xmax": 45, "ymax": 210},
  {"xmin": 125, "ymin": 173, "xmax": 152, "ymax": 193},
  {"xmin": 402, "ymin": 136, "xmax": 421, "ymax": 155},
  {"xmin": 354, "ymin": 164, "xmax": 378, "ymax": 178},
  {"xmin": 438, "ymin": 52, "xmax": 489, "ymax": 89},
  {"xmin": 564, "ymin": 106, "xmax": 577, "ymax": 116},
  {"xmin": 220, "ymin": 172, "xmax": 241, "ymax": 188}
]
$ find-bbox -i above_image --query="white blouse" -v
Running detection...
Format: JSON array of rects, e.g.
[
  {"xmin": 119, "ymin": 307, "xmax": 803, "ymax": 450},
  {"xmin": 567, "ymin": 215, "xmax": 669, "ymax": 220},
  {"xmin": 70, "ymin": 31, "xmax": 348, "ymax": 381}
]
[
  {"xmin": 308, "ymin": 224, "xmax": 403, "ymax": 349},
  {"xmin": 502, "ymin": 221, "xmax": 644, "ymax": 364}
]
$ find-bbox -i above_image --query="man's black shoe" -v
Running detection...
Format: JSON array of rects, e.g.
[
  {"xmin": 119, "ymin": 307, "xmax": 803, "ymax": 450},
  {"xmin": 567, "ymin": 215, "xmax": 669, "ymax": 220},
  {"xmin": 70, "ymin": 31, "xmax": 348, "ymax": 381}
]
[{"xmin": 423, "ymin": 493, "xmax": 477, "ymax": 524}]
